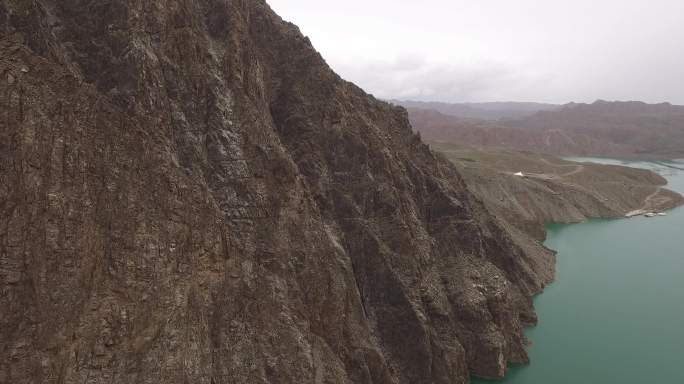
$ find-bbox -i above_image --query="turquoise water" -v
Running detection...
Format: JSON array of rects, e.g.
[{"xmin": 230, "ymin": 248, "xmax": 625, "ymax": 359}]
[{"xmin": 473, "ymin": 158, "xmax": 684, "ymax": 384}]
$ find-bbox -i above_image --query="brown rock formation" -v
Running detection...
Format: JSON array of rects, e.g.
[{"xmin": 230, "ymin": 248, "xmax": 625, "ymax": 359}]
[{"xmin": 0, "ymin": 2, "xmax": 554, "ymax": 383}]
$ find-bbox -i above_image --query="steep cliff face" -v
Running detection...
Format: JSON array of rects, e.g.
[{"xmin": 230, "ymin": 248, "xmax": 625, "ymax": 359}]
[{"xmin": 0, "ymin": 2, "xmax": 553, "ymax": 383}]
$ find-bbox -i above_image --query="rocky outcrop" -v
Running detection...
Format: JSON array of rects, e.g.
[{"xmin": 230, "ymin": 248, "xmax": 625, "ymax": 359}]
[
  {"xmin": 0, "ymin": 1, "xmax": 554, "ymax": 383},
  {"xmin": 432, "ymin": 145, "xmax": 684, "ymax": 240}
]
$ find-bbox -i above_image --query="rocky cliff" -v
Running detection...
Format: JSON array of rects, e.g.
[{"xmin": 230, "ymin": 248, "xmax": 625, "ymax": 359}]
[{"xmin": 0, "ymin": 1, "xmax": 555, "ymax": 383}]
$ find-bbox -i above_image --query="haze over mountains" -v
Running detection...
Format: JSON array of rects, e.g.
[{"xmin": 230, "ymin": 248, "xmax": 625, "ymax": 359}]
[
  {"xmin": 399, "ymin": 100, "xmax": 684, "ymax": 159},
  {"xmin": 394, "ymin": 101, "xmax": 560, "ymax": 121}
]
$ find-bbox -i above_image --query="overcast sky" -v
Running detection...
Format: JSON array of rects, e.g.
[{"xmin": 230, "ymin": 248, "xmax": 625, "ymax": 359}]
[{"xmin": 268, "ymin": 0, "xmax": 684, "ymax": 104}]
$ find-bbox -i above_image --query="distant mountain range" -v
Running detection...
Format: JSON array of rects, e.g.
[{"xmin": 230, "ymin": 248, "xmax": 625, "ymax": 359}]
[
  {"xmin": 393, "ymin": 100, "xmax": 560, "ymax": 120},
  {"xmin": 404, "ymin": 100, "xmax": 684, "ymax": 158}
]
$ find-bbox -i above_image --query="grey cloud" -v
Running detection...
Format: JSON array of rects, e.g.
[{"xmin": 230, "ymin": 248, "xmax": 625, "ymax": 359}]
[
  {"xmin": 271, "ymin": 0, "xmax": 684, "ymax": 104},
  {"xmin": 332, "ymin": 56, "xmax": 544, "ymax": 103}
]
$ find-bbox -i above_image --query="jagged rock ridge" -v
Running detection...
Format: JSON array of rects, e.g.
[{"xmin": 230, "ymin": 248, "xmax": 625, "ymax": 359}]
[{"xmin": 0, "ymin": 1, "xmax": 553, "ymax": 383}]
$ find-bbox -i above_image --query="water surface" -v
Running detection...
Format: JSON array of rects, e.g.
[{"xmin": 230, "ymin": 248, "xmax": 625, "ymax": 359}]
[{"xmin": 473, "ymin": 158, "xmax": 684, "ymax": 383}]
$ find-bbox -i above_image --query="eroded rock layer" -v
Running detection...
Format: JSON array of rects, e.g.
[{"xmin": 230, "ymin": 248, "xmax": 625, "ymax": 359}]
[{"xmin": 0, "ymin": 2, "xmax": 553, "ymax": 383}]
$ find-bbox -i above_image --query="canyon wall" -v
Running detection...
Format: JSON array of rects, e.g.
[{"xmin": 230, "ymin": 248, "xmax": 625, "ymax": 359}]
[{"xmin": 0, "ymin": 1, "xmax": 553, "ymax": 383}]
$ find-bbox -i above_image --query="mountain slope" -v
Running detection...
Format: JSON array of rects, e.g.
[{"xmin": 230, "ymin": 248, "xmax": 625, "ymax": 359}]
[
  {"xmin": 408, "ymin": 101, "xmax": 684, "ymax": 159},
  {"xmin": 431, "ymin": 144, "xmax": 683, "ymax": 240},
  {"xmin": 1, "ymin": 2, "xmax": 553, "ymax": 383},
  {"xmin": 504, "ymin": 100, "xmax": 684, "ymax": 158}
]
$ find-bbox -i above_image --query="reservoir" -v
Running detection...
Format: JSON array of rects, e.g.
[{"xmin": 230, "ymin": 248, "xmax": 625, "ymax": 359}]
[{"xmin": 473, "ymin": 158, "xmax": 684, "ymax": 383}]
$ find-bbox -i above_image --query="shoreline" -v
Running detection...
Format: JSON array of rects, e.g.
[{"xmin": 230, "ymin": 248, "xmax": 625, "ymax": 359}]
[
  {"xmin": 472, "ymin": 158, "xmax": 684, "ymax": 382},
  {"xmin": 515, "ymin": 160, "xmax": 683, "ymax": 382}
]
